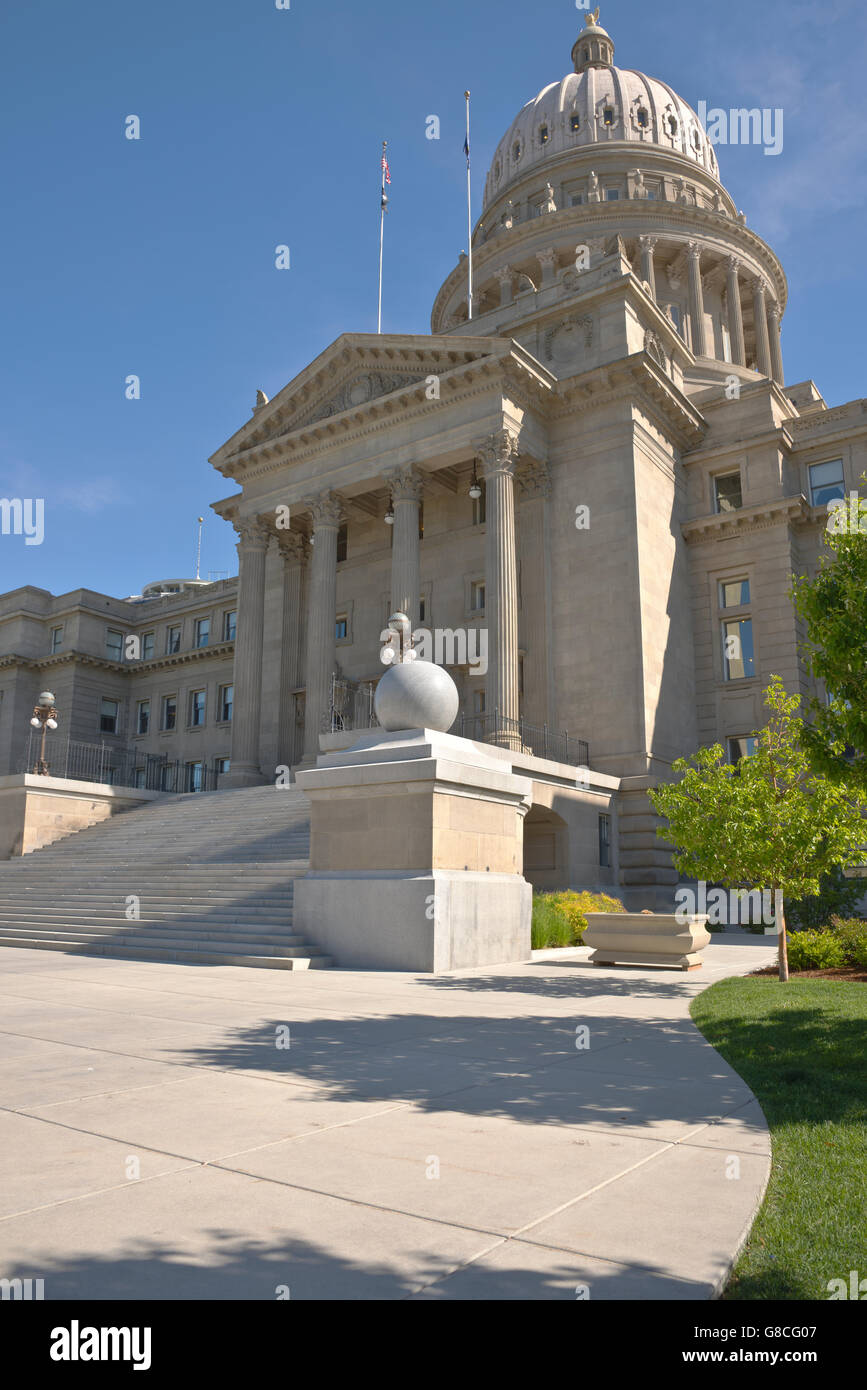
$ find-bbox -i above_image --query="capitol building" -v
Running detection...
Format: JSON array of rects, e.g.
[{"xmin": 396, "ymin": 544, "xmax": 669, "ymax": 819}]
[{"xmin": 1, "ymin": 14, "xmax": 865, "ymax": 908}]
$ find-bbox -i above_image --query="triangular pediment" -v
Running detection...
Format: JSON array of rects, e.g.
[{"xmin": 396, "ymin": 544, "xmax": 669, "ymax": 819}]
[{"xmin": 210, "ymin": 332, "xmax": 509, "ymax": 473}]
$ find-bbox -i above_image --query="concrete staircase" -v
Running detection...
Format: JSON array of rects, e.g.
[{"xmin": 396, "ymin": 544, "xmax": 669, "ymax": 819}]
[{"xmin": 0, "ymin": 785, "xmax": 330, "ymax": 970}]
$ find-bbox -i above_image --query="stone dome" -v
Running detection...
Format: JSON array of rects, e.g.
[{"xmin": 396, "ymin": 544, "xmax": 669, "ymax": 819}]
[{"xmin": 483, "ymin": 18, "xmax": 719, "ymax": 212}]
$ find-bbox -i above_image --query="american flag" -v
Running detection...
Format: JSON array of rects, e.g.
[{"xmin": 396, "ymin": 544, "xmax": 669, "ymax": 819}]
[{"xmin": 382, "ymin": 154, "xmax": 391, "ymax": 185}]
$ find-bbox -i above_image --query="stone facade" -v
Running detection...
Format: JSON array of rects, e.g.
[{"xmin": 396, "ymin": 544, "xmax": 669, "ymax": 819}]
[{"xmin": 1, "ymin": 16, "xmax": 865, "ymax": 903}]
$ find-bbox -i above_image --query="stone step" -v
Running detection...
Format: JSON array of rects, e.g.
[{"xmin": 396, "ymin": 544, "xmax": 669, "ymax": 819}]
[
  {"xmin": 0, "ymin": 924, "xmax": 309, "ymax": 952},
  {"xmin": 0, "ymin": 910, "xmax": 295, "ymax": 928},
  {"xmin": 0, "ymin": 933, "xmax": 330, "ymax": 970}
]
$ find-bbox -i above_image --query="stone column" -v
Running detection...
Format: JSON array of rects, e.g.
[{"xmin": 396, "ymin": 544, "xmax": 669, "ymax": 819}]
[
  {"xmin": 495, "ymin": 266, "xmax": 514, "ymax": 306},
  {"xmin": 686, "ymin": 242, "xmax": 707, "ymax": 357},
  {"xmin": 387, "ymin": 466, "xmax": 423, "ymax": 632},
  {"xmin": 516, "ymin": 460, "xmax": 554, "ymax": 729},
  {"xmin": 302, "ymin": 492, "xmax": 343, "ymax": 763},
  {"xmin": 277, "ymin": 532, "xmax": 308, "ymax": 769},
  {"xmin": 478, "ymin": 429, "xmax": 520, "ymax": 746},
  {"xmin": 767, "ymin": 300, "xmax": 785, "ymax": 386},
  {"xmin": 638, "ymin": 235, "xmax": 657, "ymax": 301},
  {"xmin": 752, "ymin": 279, "xmax": 772, "ymax": 378},
  {"xmin": 225, "ymin": 518, "xmax": 270, "ymax": 786},
  {"xmin": 725, "ymin": 257, "xmax": 746, "ymax": 366},
  {"xmin": 536, "ymin": 248, "xmax": 558, "ymax": 289}
]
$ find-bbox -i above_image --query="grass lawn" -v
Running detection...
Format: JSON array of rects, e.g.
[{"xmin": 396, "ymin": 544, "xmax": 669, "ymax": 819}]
[{"xmin": 691, "ymin": 975, "xmax": 867, "ymax": 1300}]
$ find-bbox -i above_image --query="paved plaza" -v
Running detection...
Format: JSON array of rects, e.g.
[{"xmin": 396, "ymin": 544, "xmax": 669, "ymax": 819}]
[{"xmin": 0, "ymin": 937, "xmax": 776, "ymax": 1300}]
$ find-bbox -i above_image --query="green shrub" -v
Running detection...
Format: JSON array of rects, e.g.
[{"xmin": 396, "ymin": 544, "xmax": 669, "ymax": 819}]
[
  {"xmin": 787, "ymin": 929, "xmax": 847, "ymax": 972},
  {"xmin": 829, "ymin": 916, "xmax": 867, "ymax": 968},
  {"xmin": 531, "ymin": 890, "xmax": 625, "ymax": 949},
  {"xmin": 787, "ymin": 867, "xmax": 863, "ymax": 931}
]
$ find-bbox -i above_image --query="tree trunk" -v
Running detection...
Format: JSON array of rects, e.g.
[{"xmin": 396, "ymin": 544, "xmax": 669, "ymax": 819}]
[{"xmin": 777, "ymin": 892, "xmax": 790, "ymax": 983}]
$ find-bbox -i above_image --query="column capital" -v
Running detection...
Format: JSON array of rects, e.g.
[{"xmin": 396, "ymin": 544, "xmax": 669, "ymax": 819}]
[
  {"xmin": 638, "ymin": 234, "xmax": 658, "ymax": 251},
  {"xmin": 686, "ymin": 239, "xmax": 702, "ymax": 260},
  {"xmin": 767, "ymin": 300, "xmax": 781, "ymax": 324},
  {"xmin": 305, "ymin": 490, "xmax": 344, "ymax": 531},
  {"xmin": 475, "ymin": 428, "xmax": 520, "ymax": 479},
  {"xmin": 494, "ymin": 265, "xmax": 513, "ymax": 285},
  {"xmin": 726, "ymin": 255, "xmax": 741, "ymax": 275},
  {"xmin": 234, "ymin": 517, "xmax": 271, "ymax": 551},
  {"xmin": 276, "ymin": 531, "xmax": 309, "ymax": 566},
  {"xmin": 537, "ymin": 247, "xmax": 557, "ymax": 268},
  {"xmin": 751, "ymin": 277, "xmax": 767, "ymax": 300},
  {"xmin": 385, "ymin": 465, "xmax": 424, "ymax": 504}
]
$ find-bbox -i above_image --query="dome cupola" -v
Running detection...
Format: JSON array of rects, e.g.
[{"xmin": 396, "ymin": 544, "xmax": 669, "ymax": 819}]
[{"xmin": 571, "ymin": 8, "xmax": 615, "ymax": 71}]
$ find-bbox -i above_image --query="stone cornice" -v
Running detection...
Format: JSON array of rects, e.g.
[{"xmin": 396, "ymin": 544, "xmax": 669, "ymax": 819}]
[
  {"xmin": 553, "ymin": 352, "xmax": 706, "ymax": 449},
  {"xmin": 683, "ymin": 495, "xmax": 810, "ymax": 543},
  {"xmin": 0, "ymin": 643, "xmax": 235, "ymax": 679}
]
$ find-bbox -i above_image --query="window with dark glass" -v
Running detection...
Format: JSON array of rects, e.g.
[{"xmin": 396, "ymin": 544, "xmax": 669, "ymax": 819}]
[
  {"xmin": 163, "ymin": 695, "xmax": 177, "ymax": 731},
  {"xmin": 599, "ymin": 814, "xmax": 611, "ymax": 868},
  {"xmin": 539, "ymin": 125, "xmax": 549, "ymax": 144},
  {"xmin": 570, "ymin": 114, "xmax": 580, "ymax": 132},
  {"xmin": 194, "ymin": 617, "xmax": 209, "ymax": 649},
  {"xmin": 714, "ymin": 471, "xmax": 743, "ymax": 513},
  {"xmin": 100, "ymin": 698, "xmax": 119, "ymax": 734},
  {"xmin": 219, "ymin": 684, "xmax": 233, "ymax": 722},
  {"xmin": 637, "ymin": 108, "xmax": 649, "ymax": 129},
  {"xmin": 223, "ymin": 610, "xmax": 237, "ymax": 641},
  {"xmin": 190, "ymin": 690, "xmax": 206, "ymax": 727},
  {"xmin": 723, "ymin": 618, "xmax": 755, "ymax": 681},
  {"xmin": 142, "ymin": 631, "xmax": 155, "ymax": 660},
  {"xmin": 728, "ymin": 736, "xmax": 757, "ymax": 763},
  {"xmin": 166, "ymin": 626, "xmax": 181, "ymax": 654},
  {"xmin": 335, "ymin": 615, "xmax": 348, "ymax": 641},
  {"xmin": 809, "ymin": 460, "xmax": 845, "ymax": 508},
  {"xmin": 603, "ymin": 107, "xmax": 615, "ymax": 126},
  {"xmin": 136, "ymin": 700, "xmax": 150, "ymax": 735},
  {"xmin": 105, "ymin": 628, "xmax": 123, "ymax": 660}
]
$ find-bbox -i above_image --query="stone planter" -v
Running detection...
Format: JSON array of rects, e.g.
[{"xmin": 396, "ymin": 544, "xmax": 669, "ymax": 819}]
[{"xmin": 583, "ymin": 912, "xmax": 711, "ymax": 971}]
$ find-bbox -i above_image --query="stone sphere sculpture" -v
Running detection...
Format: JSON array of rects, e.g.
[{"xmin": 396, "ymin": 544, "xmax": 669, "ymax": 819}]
[{"xmin": 375, "ymin": 658, "xmax": 460, "ymax": 733}]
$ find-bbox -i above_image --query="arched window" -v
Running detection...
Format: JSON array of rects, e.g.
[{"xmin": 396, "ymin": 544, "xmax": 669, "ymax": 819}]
[
  {"xmin": 667, "ymin": 115, "xmax": 678, "ymax": 137},
  {"xmin": 637, "ymin": 107, "xmax": 649, "ymax": 129},
  {"xmin": 570, "ymin": 113, "xmax": 580, "ymax": 132},
  {"xmin": 539, "ymin": 124, "xmax": 549, "ymax": 144},
  {"xmin": 512, "ymin": 140, "xmax": 522, "ymax": 161},
  {"xmin": 603, "ymin": 106, "xmax": 615, "ymax": 127}
]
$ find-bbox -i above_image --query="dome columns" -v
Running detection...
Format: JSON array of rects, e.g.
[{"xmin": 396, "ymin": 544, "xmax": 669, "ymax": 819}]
[
  {"xmin": 751, "ymin": 279, "xmax": 773, "ymax": 379},
  {"xmin": 767, "ymin": 300, "xmax": 785, "ymax": 386},
  {"xmin": 725, "ymin": 258, "xmax": 747, "ymax": 366},
  {"xmin": 686, "ymin": 242, "xmax": 707, "ymax": 358},
  {"xmin": 386, "ymin": 466, "xmax": 424, "ymax": 633},
  {"xmin": 495, "ymin": 266, "xmax": 514, "ymax": 306}
]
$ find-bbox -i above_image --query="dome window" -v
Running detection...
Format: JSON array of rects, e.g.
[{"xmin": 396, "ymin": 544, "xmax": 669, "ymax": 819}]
[
  {"xmin": 637, "ymin": 107, "xmax": 650, "ymax": 129},
  {"xmin": 570, "ymin": 113, "xmax": 580, "ymax": 132},
  {"xmin": 692, "ymin": 128, "xmax": 701, "ymax": 150},
  {"xmin": 603, "ymin": 106, "xmax": 615, "ymax": 127},
  {"xmin": 512, "ymin": 140, "xmax": 522, "ymax": 162},
  {"xmin": 494, "ymin": 161, "xmax": 501, "ymax": 181},
  {"xmin": 667, "ymin": 115, "xmax": 678, "ymax": 136},
  {"xmin": 539, "ymin": 124, "xmax": 549, "ymax": 145}
]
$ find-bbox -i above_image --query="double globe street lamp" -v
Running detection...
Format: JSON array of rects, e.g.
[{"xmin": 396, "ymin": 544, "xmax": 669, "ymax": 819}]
[{"xmin": 30, "ymin": 691, "xmax": 59, "ymax": 775}]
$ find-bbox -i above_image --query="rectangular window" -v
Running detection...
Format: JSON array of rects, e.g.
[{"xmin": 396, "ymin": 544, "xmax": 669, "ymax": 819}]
[
  {"xmin": 136, "ymin": 700, "xmax": 150, "ymax": 736},
  {"xmin": 473, "ymin": 689, "xmax": 486, "ymax": 715},
  {"xmin": 219, "ymin": 684, "xmax": 233, "ymax": 722},
  {"xmin": 105, "ymin": 628, "xmax": 123, "ymax": 660},
  {"xmin": 133, "ymin": 768, "xmax": 146, "ymax": 789},
  {"xmin": 50, "ymin": 626, "xmax": 63, "ymax": 654},
  {"xmin": 335, "ymin": 616, "xmax": 348, "ymax": 641},
  {"xmin": 215, "ymin": 757, "xmax": 230, "ymax": 778},
  {"xmin": 605, "ymin": 188, "xmax": 620, "ymax": 201},
  {"xmin": 570, "ymin": 193, "xmax": 584, "ymax": 206},
  {"xmin": 809, "ymin": 459, "xmax": 845, "ymax": 508},
  {"xmin": 419, "ymin": 596, "xmax": 426, "ymax": 624},
  {"xmin": 728, "ymin": 736, "xmax": 758, "ymax": 763},
  {"xmin": 142, "ymin": 631, "xmax": 155, "ymax": 660},
  {"xmin": 166, "ymin": 626, "xmax": 181, "ymax": 654},
  {"xmin": 100, "ymin": 698, "xmax": 119, "ymax": 734},
  {"xmin": 162, "ymin": 695, "xmax": 177, "ymax": 731},
  {"xmin": 189, "ymin": 690, "xmax": 206, "ymax": 727},
  {"xmin": 470, "ymin": 580, "xmax": 486, "ymax": 613},
  {"xmin": 645, "ymin": 186, "xmax": 659, "ymax": 201},
  {"xmin": 714, "ymin": 471, "xmax": 743, "ymax": 513},
  {"xmin": 223, "ymin": 610, "xmax": 237, "ymax": 642},
  {"xmin": 719, "ymin": 578, "xmax": 751, "ymax": 609},
  {"xmin": 185, "ymin": 761, "xmax": 204, "ymax": 793},
  {"xmin": 194, "ymin": 617, "xmax": 210, "ymax": 649},
  {"xmin": 723, "ymin": 618, "xmax": 755, "ymax": 681},
  {"xmin": 667, "ymin": 303, "xmax": 683, "ymax": 336},
  {"xmin": 598, "ymin": 814, "xmax": 611, "ymax": 868}
]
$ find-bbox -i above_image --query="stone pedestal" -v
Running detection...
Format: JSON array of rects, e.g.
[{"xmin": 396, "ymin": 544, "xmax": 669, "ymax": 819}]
[
  {"xmin": 584, "ymin": 912, "xmax": 711, "ymax": 971},
  {"xmin": 294, "ymin": 729, "xmax": 533, "ymax": 972}
]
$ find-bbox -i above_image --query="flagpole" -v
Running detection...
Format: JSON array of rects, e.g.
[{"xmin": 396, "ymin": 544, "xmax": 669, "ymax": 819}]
[
  {"xmin": 465, "ymin": 92, "xmax": 473, "ymax": 321},
  {"xmin": 378, "ymin": 140, "xmax": 387, "ymax": 334}
]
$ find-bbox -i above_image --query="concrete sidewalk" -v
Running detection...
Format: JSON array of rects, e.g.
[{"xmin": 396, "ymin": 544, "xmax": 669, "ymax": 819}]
[{"xmin": 0, "ymin": 937, "xmax": 777, "ymax": 1300}]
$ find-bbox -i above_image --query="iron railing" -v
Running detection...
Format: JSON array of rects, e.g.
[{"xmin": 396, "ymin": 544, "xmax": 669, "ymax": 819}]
[
  {"xmin": 321, "ymin": 674, "xmax": 380, "ymax": 734},
  {"xmin": 455, "ymin": 711, "xmax": 589, "ymax": 768},
  {"xmin": 18, "ymin": 733, "xmax": 221, "ymax": 793}
]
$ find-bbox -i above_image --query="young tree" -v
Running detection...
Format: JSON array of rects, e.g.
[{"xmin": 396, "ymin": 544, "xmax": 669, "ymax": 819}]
[
  {"xmin": 792, "ymin": 487, "xmax": 867, "ymax": 791},
  {"xmin": 649, "ymin": 678, "xmax": 865, "ymax": 981}
]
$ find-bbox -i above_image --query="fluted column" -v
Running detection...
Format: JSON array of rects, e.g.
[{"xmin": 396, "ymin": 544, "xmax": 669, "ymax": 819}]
[
  {"xmin": 478, "ymin": 429, "xmax": 520, "ymax": 746},
  {"xmin": 752, "ymin": 279, "xmax": 772, "ymax": 378},
  {"xmin": 767, "ymin": 300, "xmax": 785, "ymax": 386},
  {"xmin": 387, "ymin": 466, "xmax": 423, "ymax": 633},
  {"xmin": 725, "ymin": 257, "xmax": 746, "ymax": 366},
  {"xmin": 302, "ymin": 492, "xmax": 343, "ymax": 763},
  {"xmin": 226, "ymin": 518, "xmax": 270, "ymax": 786},
  {"xmin": 277, "ymin": 532, "xmax": 308, "ymax": 769},
  {"xmin": 686, "ymin": 242, "xmax": 707, "ymax": 357},
  {"xmin": 638, "ymin": 235, "xmax": 657, "ymax": 301}
]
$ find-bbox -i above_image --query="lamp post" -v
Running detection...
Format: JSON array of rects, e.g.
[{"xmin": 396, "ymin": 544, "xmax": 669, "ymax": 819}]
[{"xmin": 30, "ymin": 691, "xmax": 58, "ymax": 775}]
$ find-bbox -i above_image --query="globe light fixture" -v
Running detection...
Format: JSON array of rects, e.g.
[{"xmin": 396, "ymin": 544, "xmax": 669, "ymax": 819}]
[
  {"xmin": 30, "ymin": 691, "xmax": 59, "ymax": 775},
  {"xmin": 468, "ymin": 465, "xmax": 482, "ymax": 501},
  {"xmin": 384, "ymin": 505, "xmax": 395, "ymax": 525}
]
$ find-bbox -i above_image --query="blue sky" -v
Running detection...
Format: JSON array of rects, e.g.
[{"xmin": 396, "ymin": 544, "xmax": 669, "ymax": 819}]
[{"xmin": 1, "ymin": 0, "xmax": 865, "ymax": 599}]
